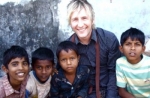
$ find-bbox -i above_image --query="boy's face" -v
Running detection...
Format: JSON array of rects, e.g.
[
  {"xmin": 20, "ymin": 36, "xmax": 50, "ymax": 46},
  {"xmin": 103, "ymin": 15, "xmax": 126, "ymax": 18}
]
[
  {"xmin": 58, "ymin": 49, "xmax": 80, "ymax": 74},
  {"xmin": 33, "ymin": 60, "xmax": 53, "ymax": 83},
  {"xmin": 2, "ymin": 57, "xmax": 29, "ymax": 84},
  {"xmin": 120, "ymin": 37, "xmax": 145, "ymax": 64}
]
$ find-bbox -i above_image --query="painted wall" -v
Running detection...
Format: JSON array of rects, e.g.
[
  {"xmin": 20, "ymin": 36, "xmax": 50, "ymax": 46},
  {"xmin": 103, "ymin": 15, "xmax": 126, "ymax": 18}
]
[
  {"xmin": 58, "ymin": 0, "xmax": 150, "ymax": 40},
  {"xmin": 0, "ymin": 0, "xmax": 150, "ymax": 76}
]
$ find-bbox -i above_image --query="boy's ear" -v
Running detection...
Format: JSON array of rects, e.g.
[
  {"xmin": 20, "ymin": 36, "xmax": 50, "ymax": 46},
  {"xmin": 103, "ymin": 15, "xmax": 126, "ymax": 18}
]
[
  {"xmin": 31, "ymin": 63, "xmax": 34, "ymax": 71},
  {"xmin": 142, "ymin": 45, "xmax": 146, "ymax": 52},
  {"xmin": 119, "ymin": 45, "xmax": 123, "ymax": 53},
  {"xmin": 78, "ymin": 55, "xmax": 80, "ymax": 62},
  {"xmin": 1, "ymin": 65, "xmax": 9, "ymax": 73}
]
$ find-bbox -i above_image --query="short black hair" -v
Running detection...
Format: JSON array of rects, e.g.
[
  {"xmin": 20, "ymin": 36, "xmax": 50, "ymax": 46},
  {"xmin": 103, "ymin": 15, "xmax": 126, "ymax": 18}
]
[
  {"xmin": 120, "ymin": 27, "xmax": 145, "ymax": 46},
  {"xmin": 56, "ymin": 41, "xmax": 79, "ymax": 59},
  {"xmin": 31, "ymin": 47, "xmax": 54, "ymax": 67},
  {"xmin": 3, "ymin": 45, "xmax": 29, "ymax": 68}
]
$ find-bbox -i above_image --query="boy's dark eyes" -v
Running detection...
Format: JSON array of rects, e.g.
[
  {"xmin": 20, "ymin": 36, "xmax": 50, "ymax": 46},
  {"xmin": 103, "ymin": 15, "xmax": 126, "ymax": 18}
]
[
  {"xmin": 47, "ymin": 66, "xmax": 52, "ymax": 69},
  {"xmin": 70, "ymin": 57, "xmax": 75, "ymax": 60},
  {"xmin": 125, "ymin": 43, "xmax": 141, "ymax": 46},
  {"xmin": 60, "ymin": 57, "xmax": 76, "ymax": 62},
  {"xmin": 11, "ymin": 61, "xmax": 28, "ymax": 67},
  {"xmin": 11, "ymin": 63, "xmax": 18, "ymax": 66},
  {"xmin": 60, "ymin": 59, "xmax": 66, "ymax": 62},
  {"xmin": 36, "ymin": 66, "xmax": 52, "ymax": 70},
  {"xmin": 125, "ymin": 43, "xmax": 130, "ymax": 45},
  {"xmin": 23, "ymin": 62, "xmax": 28, "ymax": 66},
  {"xmin": 135, "ymin": 43, "xmax": 141, "ymax": 46},
  {"xmin": 36, "ymin": 66, "xmax": 42, "ymax": 69}
]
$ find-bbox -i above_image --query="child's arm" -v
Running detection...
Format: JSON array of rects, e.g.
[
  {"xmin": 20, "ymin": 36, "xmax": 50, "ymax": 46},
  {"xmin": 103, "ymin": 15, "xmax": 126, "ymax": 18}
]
[
  {"xmin": 76, "ymin": 67, "xmax": 90, "ymax": 98},
  {"xmin": 50, "ymin": 74, "xmax": 60, "ymax": 98},
  {"xmin": 26, "ymin": 75, "xmax": 35, "ymax": 97},
  {"xmin": 116, "ymin": 59, "xmax": 135, "ymax": 98},
  {"xmin": 118, "ymin": 87, "xmax": 135, "ymax": 98}
]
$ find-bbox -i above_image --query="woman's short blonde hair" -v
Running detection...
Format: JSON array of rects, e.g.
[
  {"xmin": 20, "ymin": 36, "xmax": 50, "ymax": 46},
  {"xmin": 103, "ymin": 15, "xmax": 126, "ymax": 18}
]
[{"xmin": 67, "ymin": 0, "xmax": 95, "ymax": 28}]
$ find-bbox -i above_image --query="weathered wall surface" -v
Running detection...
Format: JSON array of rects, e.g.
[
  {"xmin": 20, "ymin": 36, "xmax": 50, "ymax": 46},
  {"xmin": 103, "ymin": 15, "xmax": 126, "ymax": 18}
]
[
  {"xmin": 0, "ymin": 0, "xmax": 60, "ymax": 76},
  {"xmin": 0, "ymin": 0, "xmax": 150, "ymax": 76}
]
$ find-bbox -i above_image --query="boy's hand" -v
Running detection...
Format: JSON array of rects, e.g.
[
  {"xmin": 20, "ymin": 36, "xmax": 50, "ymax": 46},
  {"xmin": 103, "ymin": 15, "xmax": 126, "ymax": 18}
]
[
  {"xmin": 52, "ymin": 68, "xmax": 58, "ymax": 75},
  {"xmin": 118, "ymin": 87, "xmax": 136, "ymax": 98}
]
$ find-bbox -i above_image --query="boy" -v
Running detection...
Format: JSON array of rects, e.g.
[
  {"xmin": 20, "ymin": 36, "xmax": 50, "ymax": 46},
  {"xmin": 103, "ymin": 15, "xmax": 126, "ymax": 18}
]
[
  {"xmin": 0, "ymin": 45, "xmax": 30, "ymax": 98},
  {"xmin": 26, "ymin": 47, "xmax": 55, "ymax": 98},
  {"xmin": 50, "ymin": 41, "xmax": 90, "ymax": 98},
  {"xmin": 116, "ymin": 27, "xmax": 150, "ymax": 98}
]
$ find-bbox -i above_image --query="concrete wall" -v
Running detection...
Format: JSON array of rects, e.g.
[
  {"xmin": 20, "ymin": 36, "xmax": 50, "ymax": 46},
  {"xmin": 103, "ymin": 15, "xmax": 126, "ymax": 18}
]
[
  {"xmin": 0, "ymin": 0, "xmax": 150, "ymax": 76},
  {"xmin": 0, "ymin": 0, "xmax": 60, "ymax": 76}
]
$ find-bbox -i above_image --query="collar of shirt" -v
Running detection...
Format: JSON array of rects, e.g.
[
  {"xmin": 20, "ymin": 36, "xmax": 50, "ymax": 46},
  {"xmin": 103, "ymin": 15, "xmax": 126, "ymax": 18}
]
[
  {"xmin": 31, "ymin": 71, "xmax": 51, "ymax": 85},
  {"xmin": 2, "ymin": 75, "xmax": 28, "ymax": 97},
  {"xmin": 74, "ymin": 29, "xmax": 98, "ymax": 44},
  {"xmin": 58, "ymin": 66, "xmax": 83, "ymax": 85}
]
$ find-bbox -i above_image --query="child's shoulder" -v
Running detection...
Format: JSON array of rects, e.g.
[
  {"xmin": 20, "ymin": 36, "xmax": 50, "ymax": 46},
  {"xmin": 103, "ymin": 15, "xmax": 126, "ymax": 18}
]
[
  {"xmin": 0, "ymin": 75, "xmax": 8, "ymax": 83},
  {"xmin": 143, "ymin": 54, "xmax": 150, "ymax": 59},
  {"xmin": 0, "ymin": 76, "xmax": 5, "ymax": 88},
  {"xmin": 77, "ymin": 65, "xmax": 90, "ymax": 74},
  {"xmin": 27, "ymin": 71, "xmax": 39, "ymax": 82},
  {"xmin": 0, "ymin": 81, "xmax": 5, "ymax": 97},
  {"xmin": 27, "ymin": 71, "xmax": 35, "ymax": 80},
  {"xmin": 116, "ymin": 56, "xmax": 127, "ymax": 62},
  {"xmin": 142, "ymin": 55, "xmax": 150, "ymax": 64},
  {"xmin": 0, "ymin": 75, "xmax": 10, "ymax": 96}
]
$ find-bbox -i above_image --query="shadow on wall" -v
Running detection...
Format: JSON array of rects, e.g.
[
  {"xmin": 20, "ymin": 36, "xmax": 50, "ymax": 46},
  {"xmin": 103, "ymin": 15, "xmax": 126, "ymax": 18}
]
[{"xmin": 0, "ymin": 0, "xmax": 60, "ymax": 76}]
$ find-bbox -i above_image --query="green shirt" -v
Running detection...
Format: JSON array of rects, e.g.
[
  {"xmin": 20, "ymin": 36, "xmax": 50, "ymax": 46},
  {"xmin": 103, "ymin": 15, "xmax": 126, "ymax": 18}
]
[{"xmin": 116, "ymin": 55, "xmax": 150, "ymax": 98}]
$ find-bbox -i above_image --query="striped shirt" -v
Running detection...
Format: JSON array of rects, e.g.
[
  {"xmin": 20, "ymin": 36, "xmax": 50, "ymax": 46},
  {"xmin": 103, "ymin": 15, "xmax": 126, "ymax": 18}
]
[
  {"xmin": 116, "ymin": 55, "xmax": 150, "ymax": 98},
  {"xmin": 0, "ymin": 75, "xmax": 28, "ymax": 98}
]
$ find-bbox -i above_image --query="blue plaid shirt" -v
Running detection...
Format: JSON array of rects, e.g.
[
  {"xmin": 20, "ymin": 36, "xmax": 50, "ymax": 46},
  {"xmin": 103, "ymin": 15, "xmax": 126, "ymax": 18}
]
[{"xmin": 50, "ymin": 65, "xmax": 90, "ymax": 98}]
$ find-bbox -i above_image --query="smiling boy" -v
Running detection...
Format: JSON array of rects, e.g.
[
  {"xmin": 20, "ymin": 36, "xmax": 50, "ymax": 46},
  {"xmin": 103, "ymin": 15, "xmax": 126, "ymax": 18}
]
[
  {"xmin": 0, "ymin": 45, "xmax": 29, "ymax": 98},
  {"xmin": 116, "ymin": 28, "xmax": 150, "ymax": 98}
]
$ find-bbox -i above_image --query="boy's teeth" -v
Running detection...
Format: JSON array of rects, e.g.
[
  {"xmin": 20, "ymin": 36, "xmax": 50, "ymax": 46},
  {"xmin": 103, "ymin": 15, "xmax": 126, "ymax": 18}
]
[
  {"xmin": 17, "ymin": 73, "xmax": 24, "ymax": 76},
  {"xmin": 130, "ymin": 53, "xmax": 135, "ymax": 56}
]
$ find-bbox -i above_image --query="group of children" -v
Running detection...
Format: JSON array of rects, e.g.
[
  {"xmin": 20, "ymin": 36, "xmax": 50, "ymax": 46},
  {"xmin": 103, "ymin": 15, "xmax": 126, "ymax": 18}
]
[
  {"xmin": 0, "ymin": 27, "xmax": 150, "ymax": 98},
  {"xmin": 0, "ymin": 40, "xmax": 90, "ymax": 98}
]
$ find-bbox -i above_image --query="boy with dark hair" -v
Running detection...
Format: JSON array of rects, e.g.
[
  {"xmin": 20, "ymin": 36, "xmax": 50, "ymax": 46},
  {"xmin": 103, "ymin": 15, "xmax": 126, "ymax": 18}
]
[
  {"xmin": 116, "ymin": 27, "xmax": 150, "ymax": 98},
  {"xmin": 0, "ymin": 45, "xmax": 29, "ymax": 98},
  {"xmin": 50, "ymin": 41, "xmax": 90, "ymax": 98},
  {"xmin": 26, "ymin": 47, "xmax": 55, "ymax": 98}
]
